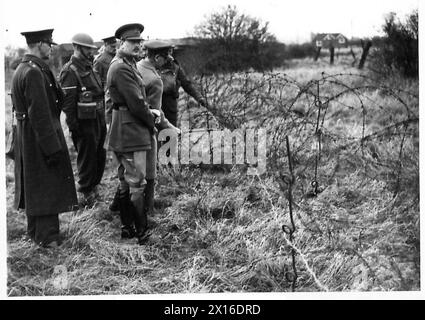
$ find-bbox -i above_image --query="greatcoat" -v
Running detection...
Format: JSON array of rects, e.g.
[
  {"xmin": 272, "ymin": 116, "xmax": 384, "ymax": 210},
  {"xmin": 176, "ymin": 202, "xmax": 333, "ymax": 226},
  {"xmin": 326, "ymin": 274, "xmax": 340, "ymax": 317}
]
[
  {"xmin": 137, "ymin": 58, "xmax": 173, "ymax": 130},
  {"xmin": 11, "ymin": 54, "xmax": 77, "ymax": 216}
]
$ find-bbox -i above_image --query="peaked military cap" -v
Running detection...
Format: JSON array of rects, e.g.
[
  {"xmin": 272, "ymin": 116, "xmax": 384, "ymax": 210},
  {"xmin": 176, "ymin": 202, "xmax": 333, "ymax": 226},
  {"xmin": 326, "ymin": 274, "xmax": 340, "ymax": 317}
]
[
  {"xmin": 115, "ymin": 23, "xmax": 144, "ymax": 41},
  {"xmin": 21, "ymin": 29, "xmax": 57, "ymax": 45},
  {"xmin": 102, "ymin": 36, "xmax": 117, "ymax": 44},
  {"xmin": 143, "ymin": 40, "xmax": 173, "ymax": 51},
  {"xmin": 143, "ymin": 40, "xmax": 174, "ymax": 58}
]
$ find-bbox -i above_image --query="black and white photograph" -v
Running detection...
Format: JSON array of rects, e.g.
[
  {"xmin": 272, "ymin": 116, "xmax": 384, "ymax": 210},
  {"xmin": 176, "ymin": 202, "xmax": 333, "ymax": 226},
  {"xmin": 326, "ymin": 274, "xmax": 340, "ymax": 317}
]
[{"xmin": 0, "ymin": 0, "xmax": 421, "ymax": 300}]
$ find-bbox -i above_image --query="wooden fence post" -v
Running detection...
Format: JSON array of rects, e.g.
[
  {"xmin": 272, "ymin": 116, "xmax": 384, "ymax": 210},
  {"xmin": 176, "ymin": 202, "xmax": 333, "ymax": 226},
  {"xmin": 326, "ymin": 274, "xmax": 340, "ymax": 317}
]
[
  {"xmin": 358, "ymin": 40, "xmax": 372, "ymax": 69},
  {"xmin": 329, "ymin": 46, "xmax": 335, "ymax": 65},
  {"xmin": 314, "ymin": 47, "xmax": 322, "ymax": 61}
]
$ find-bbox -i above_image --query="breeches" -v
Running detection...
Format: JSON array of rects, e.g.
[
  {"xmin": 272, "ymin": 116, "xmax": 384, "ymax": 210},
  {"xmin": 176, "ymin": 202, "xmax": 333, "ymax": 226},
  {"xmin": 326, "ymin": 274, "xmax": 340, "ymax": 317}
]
[{"xmin": 113, "ymin": 135, "xmax": 157, "ymax": 198}]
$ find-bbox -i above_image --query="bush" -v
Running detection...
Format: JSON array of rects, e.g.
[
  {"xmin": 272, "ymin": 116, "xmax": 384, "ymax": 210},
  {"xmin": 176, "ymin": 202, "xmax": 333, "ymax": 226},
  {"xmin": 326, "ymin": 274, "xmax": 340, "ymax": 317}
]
[
  {"xmin": 191, "ymin": 5, "xmax": 285, "ymax": 73},
  {"xmin": 370, "ymin": 10, "xmax": 418, "ymax": 78},
  {"xmin": 284, "ymin": 43, "xmax": 316, "ymax": 60}
]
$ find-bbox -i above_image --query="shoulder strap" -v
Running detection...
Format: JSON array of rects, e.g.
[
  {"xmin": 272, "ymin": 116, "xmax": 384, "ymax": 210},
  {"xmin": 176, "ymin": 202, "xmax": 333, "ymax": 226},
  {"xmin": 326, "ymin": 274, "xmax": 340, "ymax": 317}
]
[
  {"xmin": 69, "ymin": 64, "xmax": 86, "ymax": 91},
  {"xmin": 27, "ymin": 60, "xmax": 38, "ymax": 69}
]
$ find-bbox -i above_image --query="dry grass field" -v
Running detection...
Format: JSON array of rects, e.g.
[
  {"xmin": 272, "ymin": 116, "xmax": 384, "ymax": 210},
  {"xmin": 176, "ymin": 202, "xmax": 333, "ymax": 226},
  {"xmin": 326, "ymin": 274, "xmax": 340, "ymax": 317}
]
[{"xmin": 5, "ymin": 57, "xmax": 419, "ymax": 295}]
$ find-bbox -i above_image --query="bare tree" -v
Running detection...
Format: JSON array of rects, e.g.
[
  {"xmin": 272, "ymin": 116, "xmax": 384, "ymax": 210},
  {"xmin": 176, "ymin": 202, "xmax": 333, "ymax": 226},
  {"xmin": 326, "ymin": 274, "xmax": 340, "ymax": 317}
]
[{"xmin": 194, "ymin": 5, "xmax": 275, "ymax": 43}]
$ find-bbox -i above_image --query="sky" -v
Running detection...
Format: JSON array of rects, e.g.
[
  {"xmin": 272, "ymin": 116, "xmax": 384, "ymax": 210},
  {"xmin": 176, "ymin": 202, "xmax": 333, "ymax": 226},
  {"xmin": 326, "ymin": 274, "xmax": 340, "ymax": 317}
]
[{"xmin": 0, "ymin": 0, "xmax": 419, "ymax": 48}]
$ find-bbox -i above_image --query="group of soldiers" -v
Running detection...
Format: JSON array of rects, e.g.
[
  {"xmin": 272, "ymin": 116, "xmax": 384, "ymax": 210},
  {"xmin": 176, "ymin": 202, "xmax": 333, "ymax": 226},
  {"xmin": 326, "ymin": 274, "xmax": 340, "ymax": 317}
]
[{"xmin": 10, "ymin": 23, "xmax": 207, "ymax": 247}]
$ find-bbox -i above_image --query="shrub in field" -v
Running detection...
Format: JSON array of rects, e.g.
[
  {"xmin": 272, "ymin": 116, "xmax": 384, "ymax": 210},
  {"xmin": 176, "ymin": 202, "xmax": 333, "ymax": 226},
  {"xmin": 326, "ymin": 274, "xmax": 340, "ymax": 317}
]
[
  {"xmin": 193, "ymin": 5, "xmax": 285, "ymax": 73},
  {"xmin": 284, "ymin": 43, "xmax": 316, "ymax": 60},
  {"xmin": 369, "ymin": 10, "xmax": 418, "ymax": 78}
]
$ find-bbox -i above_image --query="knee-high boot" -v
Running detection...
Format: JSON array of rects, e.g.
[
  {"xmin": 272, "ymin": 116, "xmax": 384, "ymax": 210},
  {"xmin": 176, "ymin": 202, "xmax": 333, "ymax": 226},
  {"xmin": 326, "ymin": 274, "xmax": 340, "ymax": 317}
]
[
  {"xmin": 144, "ymin": 179, "xmax": 155, "ymax": 216},
  {"xmin": 118, "ymin": 190, "xmax": 136, "ymax": 239},
  {"xmin": 131, "ymin": 189, "xmax": 149, "ymax": 245}
]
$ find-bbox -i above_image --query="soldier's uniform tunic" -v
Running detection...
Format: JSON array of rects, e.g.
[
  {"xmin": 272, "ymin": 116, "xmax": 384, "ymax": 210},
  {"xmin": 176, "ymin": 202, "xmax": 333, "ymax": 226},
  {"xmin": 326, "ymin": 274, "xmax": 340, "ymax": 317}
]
[
  {"xmin": 59, "ymin": 55, "xmax": 106, "ymax": 195},
  {"xmin": 160, "ymin": 59, "xmax": 204, "ymax": 126},
  {"xmin": 94, "ymin": 50, "xmax": 114, "ymax": 89},
  {"xmin": 106, "ymin": 48, "xmax": 155, "ymax": 239}
]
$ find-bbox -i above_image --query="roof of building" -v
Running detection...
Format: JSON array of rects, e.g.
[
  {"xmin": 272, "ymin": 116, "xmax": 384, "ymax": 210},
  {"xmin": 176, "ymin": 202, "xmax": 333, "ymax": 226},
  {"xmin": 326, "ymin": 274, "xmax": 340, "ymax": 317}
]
[{"xmin": 313, "ymin": 33, "xmax": 348, "ymax": 42}]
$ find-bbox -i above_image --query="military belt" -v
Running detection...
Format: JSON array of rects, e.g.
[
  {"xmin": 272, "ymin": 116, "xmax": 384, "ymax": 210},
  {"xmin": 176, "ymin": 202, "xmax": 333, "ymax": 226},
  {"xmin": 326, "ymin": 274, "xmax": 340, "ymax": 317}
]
[{"xmin": 112, "ymin": 104, "xmax": 129, "ymax": 111}]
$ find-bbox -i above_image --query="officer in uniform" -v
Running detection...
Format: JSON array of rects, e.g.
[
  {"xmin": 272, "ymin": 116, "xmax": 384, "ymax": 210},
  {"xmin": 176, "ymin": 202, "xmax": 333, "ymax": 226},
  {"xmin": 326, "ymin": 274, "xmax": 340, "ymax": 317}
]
[
  {"xmin": 94, "ymin": 36, "xmax": 117, "ymax": 89},
  {"xmin": 11, "ymin": 29, "xmax": 78, "ymax": 247},
  {"xmin": 137, "ymin": 40, "xmax": 180, "ymax": 217},
  {"xmin": 159, "ymin": 47, "xmax": 207, "ymax": 127},
  {"xmin": 93, "ymin": 36, "xmax": 123, "ymax": 212},
  {"xmin": 59, "ymin": 33, "xmax": 106, "ymax": 205},
  {"xmin": 106, "ymin": 23, "xmax": 159, "ymax": 244}
]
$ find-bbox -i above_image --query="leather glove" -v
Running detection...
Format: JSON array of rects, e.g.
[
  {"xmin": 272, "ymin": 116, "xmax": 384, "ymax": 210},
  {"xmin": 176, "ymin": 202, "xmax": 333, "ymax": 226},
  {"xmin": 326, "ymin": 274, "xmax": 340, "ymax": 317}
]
[{"xmin": 46, "ymin": 151, "xmax": 63, "ymax": 167}]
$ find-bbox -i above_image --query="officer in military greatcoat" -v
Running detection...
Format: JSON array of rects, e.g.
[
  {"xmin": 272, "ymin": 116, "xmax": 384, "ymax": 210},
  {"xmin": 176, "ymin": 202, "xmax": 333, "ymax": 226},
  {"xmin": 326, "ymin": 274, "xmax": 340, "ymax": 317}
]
[
  {"xmin": 136, "ymin": 40, "xmax": 180, "ymax": 217},
  {"xmin": 59, "ymin": 33, "xmax": 106, "ymax": 206},
  {"xmin": 11, "ymin": 29, "xmax": 78, "ymax": 247},
  {"xmin": 94, "ymin": 36, "xmax": 117, "ymax": 89}
]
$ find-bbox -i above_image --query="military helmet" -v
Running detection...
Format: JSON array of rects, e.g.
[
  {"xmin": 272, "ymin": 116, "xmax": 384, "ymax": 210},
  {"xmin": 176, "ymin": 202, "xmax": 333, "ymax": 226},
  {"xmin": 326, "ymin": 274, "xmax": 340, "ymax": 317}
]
[{"xmin": 71, "ymin": 33, "xmax": 97, "ymax": 49}]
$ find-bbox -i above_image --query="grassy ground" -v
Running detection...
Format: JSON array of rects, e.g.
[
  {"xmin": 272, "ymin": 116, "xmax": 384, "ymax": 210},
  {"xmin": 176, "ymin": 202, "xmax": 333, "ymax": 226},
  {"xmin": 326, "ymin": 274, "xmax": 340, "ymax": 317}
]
[{"xmin": 5, "ymin": 58, "xmax": 419, "ymax": 295}]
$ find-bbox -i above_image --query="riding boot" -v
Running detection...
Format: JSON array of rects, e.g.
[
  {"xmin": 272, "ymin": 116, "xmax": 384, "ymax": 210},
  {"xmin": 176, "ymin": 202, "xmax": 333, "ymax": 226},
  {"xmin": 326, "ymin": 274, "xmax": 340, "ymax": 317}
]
[
  {"xmin": 144, "ymin": 179, "xmax": 155, "ymax": 216},
  {"xmin": 118, "ymin": 190, "xmax": 136, "ymax": 239},
  {"xmin": 109, "ymin": 186, "xmax": 121, "ymax": 212},
  {"xmin": 131, "ymin": 191, "xmax": 149, "ymax": 245}
]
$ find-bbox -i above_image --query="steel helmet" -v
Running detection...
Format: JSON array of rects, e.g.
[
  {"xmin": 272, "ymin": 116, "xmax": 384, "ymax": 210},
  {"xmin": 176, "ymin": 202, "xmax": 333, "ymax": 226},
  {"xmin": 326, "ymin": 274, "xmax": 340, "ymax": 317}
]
[{"xmin": 71, "ymin": 33, "xmax": 97, "ymax": 49}]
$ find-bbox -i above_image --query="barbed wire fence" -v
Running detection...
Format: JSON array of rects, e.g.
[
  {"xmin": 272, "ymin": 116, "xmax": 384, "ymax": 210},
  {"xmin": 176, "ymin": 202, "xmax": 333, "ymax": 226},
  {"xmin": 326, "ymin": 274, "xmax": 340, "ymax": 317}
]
[{"xmin": 173, "ymin": 70, "xmax": 418, "ymax": 291}]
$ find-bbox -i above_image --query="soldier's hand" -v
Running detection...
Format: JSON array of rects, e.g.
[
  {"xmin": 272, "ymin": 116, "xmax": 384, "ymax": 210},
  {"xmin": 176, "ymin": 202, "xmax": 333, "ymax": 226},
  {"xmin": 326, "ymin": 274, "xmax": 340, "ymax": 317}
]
[
  {"xmin": 46, "ymin": 151, "xmax": 63, "ymax": 167},
  {"xmin": 168, "ymin": 123, "xmax": 181, "ymax": 135},
  {"xmin": 151, "ymin": 109, "xmax": 161, "ymax": 118},
  {"xmin": 198, "ymin": 98, "xmax": 207, "ymax": 107}
]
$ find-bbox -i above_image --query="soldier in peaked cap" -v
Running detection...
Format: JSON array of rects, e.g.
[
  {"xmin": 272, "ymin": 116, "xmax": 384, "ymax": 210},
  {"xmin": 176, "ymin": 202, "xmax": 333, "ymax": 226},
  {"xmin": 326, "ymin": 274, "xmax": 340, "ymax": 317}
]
[
  {"xmin": 94, "ymin": 36, "xmax": 117, "ymax": 135},
  {"xmin": 106, "ymin": 23, "xmax": 160, "ymax": 245},
  {"xmin": 94, "ymin": 36, "xmax": 117, "ymax": 89},
  {"xmin": 159, "ymin": 45, "xmax": 206, "ymax": 127},
  {"xmin": 137, "ymin": 40, "xmax": 180, "ymax": 217},
  {"xmin": 105, "ymin": 24, "xmax": 146, "ymax": 215},
  {"xmin": 59, "ymin": 33, "xmax": 106, "ymax": 206},
  {"xmin": 93, "ymin": 36, "xmax": 120, "ymax": 211},
  {"xmin": 11, "ymin": 29, "xmax": 78, "ymax": 248}
]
